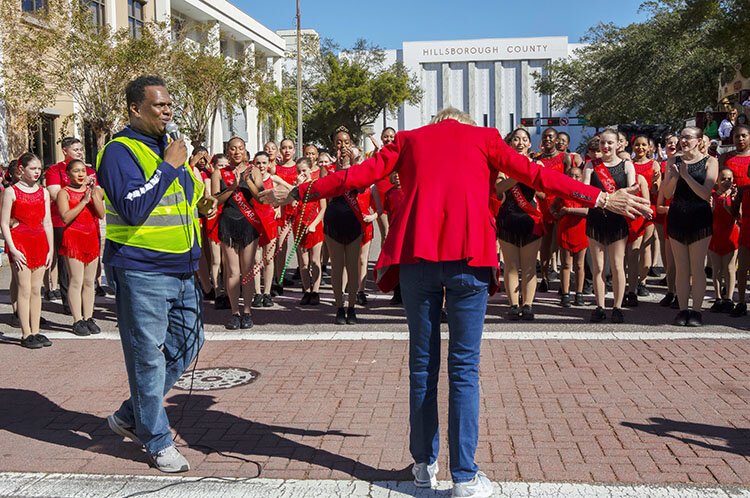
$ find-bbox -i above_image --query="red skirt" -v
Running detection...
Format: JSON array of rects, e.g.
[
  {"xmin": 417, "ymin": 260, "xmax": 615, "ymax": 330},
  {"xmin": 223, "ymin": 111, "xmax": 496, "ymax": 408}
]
[
  {"xmin": 204, "ymin": 209, "xmax": 221, "ymax": 244},
  {"xmin": 292, "ymin": 206, "xmax": 324, "ymax": 250},
  {"xmin": 256, "ymin": 205, "xmax": 278, "ymax": 247},
  {"xmin": 361, "ymin": 223, "xmax": 374, "ymax": 246},
  {"xmin": 710, "ymin": 225, "xmax": 739, "ymax": 256},
  {"xmin": 9, "ymin": 225, "xmax": 48, "ymax": 269},
  {"xmin": 61, "ymin": 225, "xmax": 99, "ymax": 264},
  {"xmin": 627, "ymin": 216, "xmax": 646, "ymax": 243},
  {"xmin": 557, "ymin": 215, "xmax": 588, "ymax": 253}
]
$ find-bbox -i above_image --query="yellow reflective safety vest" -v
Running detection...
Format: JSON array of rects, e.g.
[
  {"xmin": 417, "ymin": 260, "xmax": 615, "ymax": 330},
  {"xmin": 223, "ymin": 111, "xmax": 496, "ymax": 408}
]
[{"xmin": 95, "ymin": 137, "xmax": 204, "ymax": 253}]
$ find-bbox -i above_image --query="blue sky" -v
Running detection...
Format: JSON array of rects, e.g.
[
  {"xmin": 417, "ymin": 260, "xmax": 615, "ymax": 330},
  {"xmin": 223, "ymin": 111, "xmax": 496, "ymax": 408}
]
[{"xmin": 236, "ymin": 0, "xmax": 651, "ymax": 49}]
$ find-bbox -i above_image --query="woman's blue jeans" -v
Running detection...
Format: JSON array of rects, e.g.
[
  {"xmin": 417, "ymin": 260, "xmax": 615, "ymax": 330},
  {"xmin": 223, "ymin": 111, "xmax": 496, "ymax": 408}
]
[{"xmin": 399, "ymin": 260, "xmax": 490, "ymax": 483}]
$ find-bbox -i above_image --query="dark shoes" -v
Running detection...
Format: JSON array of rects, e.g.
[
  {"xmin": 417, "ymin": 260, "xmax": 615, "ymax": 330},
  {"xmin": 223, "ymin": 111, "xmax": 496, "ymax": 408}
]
[
  {"xmin": 262, "ymin": 294, "xmax": 274, "ymax": 307},
  {"xmin": 335, "ymin": 307, "xmax": 347, "ymax": 325},
  {"xmin": 95, "ymin": 284, "xmax": 114, "ymax": 297},
  {"xmin": 35, "ymin": 334, "xmax": 52, "ymax": 347},
  {"xmin": 590, "ymin": 306, "xmax": 606, "ymax": 323},
  {"xmin": 20, "ymin": 335, "xmax": 43, "ymax": 349},
  {"xmin": 611, "ymin": 307, "xmax": 624, "ymax": 323},
  {"xmin": 309, "ymin": 292, "xmax": 320, "ymax": 305},
  {"xmin": 356, "ymin": 291, "xmax": 368, "ymax": 306},
  {"xmin": 203, "ymin": 288, "xmax": 216, "ymax": 301},
  {"xmin": 675, "ymin": 309, "xmax": 703, "ymax": 327},
  {"xmin": 538, "ymin": 278, "xmax": 549, "ymax": 293},
  {"xmin": 506, "ymin": 305, "xmax": 521, "ymax": 321},
  {"xmin": 720, "ymin": 299, "xmax": 735, "ymax": 313},
  {"xmin": 300, "ymin": 292, "xmax": 312, "ymax": 305},
  {"xmin": 251, "ymin": 294, "xmax": 264, "ymax": 308},
  {"xmin": 225, "ymin": 314, "xmax": 241, "ymax": 330},
  {"xmin": 574, "ymin": 293, "xmax": 585, "ymax": 306},
  {"xmin": 730, "ymin": 302, "xmax": 747, "ymax": 317},
  {"xmin": 390, "ymin": 287, "xmax": 402, "ymax": 305},
  {"xmin": 346, "ymin": 306, "xmax": 358, "ymax": 324},
  {"xmin": 270, "ymin": 282, "xmax": 283, "ymax": 297},
  {"xmin": 560, "ymin": 294, "xmax": 572, "ymax": 308},
  {"xmin": 521, "ymin": 304, "xmax": 534, "ymax": 321},
  {"xmin": 86, "ymin": 318, "xmax": 101, "ymax": 334},
  {"xmin": 72, "ymin": 320, "xmax": 91, "ymax": 336},
  {"xmin": 240, "ymin": 313, "xmax": 254, "ymax": 329},
  {"xmin": 659, "ymin": 292, "xmax": 675, "ymax": 307},
  {"xmin": 636, "ymin": 283, "xmax": 650, "ymax": 297}
]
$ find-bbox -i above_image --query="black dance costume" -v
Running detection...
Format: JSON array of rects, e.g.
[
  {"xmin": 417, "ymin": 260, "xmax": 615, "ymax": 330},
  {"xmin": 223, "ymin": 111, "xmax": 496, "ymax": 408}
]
[
  {"xmin": 666, "ymin": 157, "xmax": 712, "ymax": 244},
  {"xmin": 218, "ymin": 178, "xmax": 259, "ymax": 251},
  {"xmin": 586, "ymin": 161, "xmax": 630, "ymax": 244},
  {"xmin": 496, "ymin": 183, "xmax": 542, "ymax": 247},
  {"xmin": 324, "ymin": 193, "xmax": 362, "ymax": 245}
]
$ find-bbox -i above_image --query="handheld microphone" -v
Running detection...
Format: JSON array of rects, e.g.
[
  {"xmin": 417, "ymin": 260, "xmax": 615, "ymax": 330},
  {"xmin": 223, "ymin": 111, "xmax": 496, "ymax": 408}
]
[{"xmin": 166, "ymin": 121, "xmax": 180, "ymax": 141}]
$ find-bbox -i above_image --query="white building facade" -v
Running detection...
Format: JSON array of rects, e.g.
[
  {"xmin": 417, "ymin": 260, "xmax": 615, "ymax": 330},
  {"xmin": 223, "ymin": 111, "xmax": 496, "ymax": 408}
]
[{"xmin": 376, "ymin": 36, "xmax": 593, "ymax": 151}]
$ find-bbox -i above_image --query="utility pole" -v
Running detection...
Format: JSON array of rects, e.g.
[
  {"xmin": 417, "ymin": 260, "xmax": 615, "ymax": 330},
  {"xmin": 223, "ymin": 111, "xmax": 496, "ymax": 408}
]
[{"xmin": 296, "ymin": 0, "xmax": 303, "ymax": 157}]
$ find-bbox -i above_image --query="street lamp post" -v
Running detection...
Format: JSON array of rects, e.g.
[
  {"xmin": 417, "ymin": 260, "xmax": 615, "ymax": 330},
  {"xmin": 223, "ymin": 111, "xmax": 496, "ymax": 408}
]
[{"xmin": 296, "ymin": 0, "xmax": 303, "ymax": 157}]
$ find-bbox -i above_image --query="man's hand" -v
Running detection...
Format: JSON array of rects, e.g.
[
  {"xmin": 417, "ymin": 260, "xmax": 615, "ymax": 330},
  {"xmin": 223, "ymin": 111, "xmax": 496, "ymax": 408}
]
[
  {"xmin": 164, "ymin": 138, "xmax": 188, "ymax": 169},
  {"xmin": 259, "ymin": 177, "xmax": 295, "ymax": 207},
  {"xmin": 601, "ymin": 185, "xmax": 653, "ymax": 219}
]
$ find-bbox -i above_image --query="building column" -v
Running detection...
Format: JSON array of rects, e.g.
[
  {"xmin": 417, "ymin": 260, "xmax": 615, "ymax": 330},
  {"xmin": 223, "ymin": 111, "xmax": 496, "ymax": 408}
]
[
  {"xmin": 244, "ymin": 42, "xmax": 259, "ymax": 154},
  {"xmin": 520, "ymin": 60, "xmax": 530, "ymax": 126},
  {"xmin": 493, "ymin": 62, "xmax": 504, "ymax": 133},
  {"xmin": 441, "ymin": 63, "xmax": 451, "ymax": 109},
  {"xmin": 153, "ymin": 0, "xmax": 172, "ymax": 22},
  {"xmin": 270, "ymin": 56, "xmax": 283, "ymax": 142},
  {"xmin": 467, "ymin": 61, "xmax": 476, "ymax": 121}
]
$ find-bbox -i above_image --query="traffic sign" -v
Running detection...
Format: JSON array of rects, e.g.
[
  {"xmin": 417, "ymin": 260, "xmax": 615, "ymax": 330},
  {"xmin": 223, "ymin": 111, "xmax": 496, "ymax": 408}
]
[{"xmin": 559, "ymin": 117, "xmax": 569, "ymax": 126}]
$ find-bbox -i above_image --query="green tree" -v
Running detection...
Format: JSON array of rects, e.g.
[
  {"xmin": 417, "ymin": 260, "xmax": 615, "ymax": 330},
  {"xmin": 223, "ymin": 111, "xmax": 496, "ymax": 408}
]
[
  {"xmin": 0, "ymin": 0, "xmax": 68, "ymax": 157},
  {"xmin": 167, "ymin": 29, "xmax": 262, "ymax": 148},
  {"xmin": 255, "ymin": 77, "xmax": 297, "ymax": 141},
  {"xmin": 534, "ymin": 1, "xmax": 734, "ymax": 128},
  {"xmin": 303, "ymin": 39, "xmax": 421, "ymax": 147}
]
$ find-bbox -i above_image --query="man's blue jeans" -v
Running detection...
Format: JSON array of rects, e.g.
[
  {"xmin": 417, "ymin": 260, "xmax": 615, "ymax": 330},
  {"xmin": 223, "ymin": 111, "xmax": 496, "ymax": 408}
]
[
  {"xmin": 400, "ymin": 260, "xmax": 490, "ymax": 483},
  {"xmin": 111, "ymin": 267, "xmax": 204, "ymax": 455}
]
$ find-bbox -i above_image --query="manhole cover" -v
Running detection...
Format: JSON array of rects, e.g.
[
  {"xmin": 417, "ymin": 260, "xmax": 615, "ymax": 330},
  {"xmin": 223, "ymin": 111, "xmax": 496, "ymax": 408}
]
[{"xmin": 174, "ymin": 367, "xmax": 259, "ymax": 391}]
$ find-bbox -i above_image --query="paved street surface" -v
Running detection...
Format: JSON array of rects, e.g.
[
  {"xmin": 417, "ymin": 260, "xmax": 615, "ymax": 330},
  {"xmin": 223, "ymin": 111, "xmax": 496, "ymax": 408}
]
[{"xmin": 1, "ymin": 262, "xmax": 750, "ymax": 497}]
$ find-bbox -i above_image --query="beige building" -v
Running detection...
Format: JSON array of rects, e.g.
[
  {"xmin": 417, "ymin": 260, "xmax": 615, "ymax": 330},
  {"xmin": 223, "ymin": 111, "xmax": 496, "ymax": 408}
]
[{"xmin": 0, "ymin": 0, "xmax": 284, "ymax": 165}]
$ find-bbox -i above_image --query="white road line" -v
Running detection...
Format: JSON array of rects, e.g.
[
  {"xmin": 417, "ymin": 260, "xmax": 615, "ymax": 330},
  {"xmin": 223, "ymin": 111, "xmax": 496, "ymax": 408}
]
[
  {"xmin": 0, "ymin": 473, "xmax": 748, "ymax": 498},
  {"xmin": 3, "ymin": 330, "xmax": 750, "ymax": 342}
]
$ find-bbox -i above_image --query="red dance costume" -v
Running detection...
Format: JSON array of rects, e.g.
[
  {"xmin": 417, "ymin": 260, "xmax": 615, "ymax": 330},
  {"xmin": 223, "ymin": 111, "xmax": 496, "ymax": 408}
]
[
  {"xmin": 725, "ymin": 154, "xmax": 750, "ymax": 188},
  {"xmin": 739, "ymin": 189, "xmax": 750, "ymax": 250},
  {"xmin": 256, "ymin": 176, "xmax": 278, "ymax": 247},
  {"xmin": 60, "ymin": 187, "xmax": 100, "ymax": 264},
  {"xmin": 709, "ymin": 191, "xmax": 739, "ymax": 255},
  {"xmin": 537, "ymin": 153, "xmax": 566, "ymax": 230},
  {"xmin": 358, "ymin": 187, "xmax": 374, "ymax": 245},
  {"xmin": 556, "ymin": 198, "xmax": 588, "ymax": 253},
  {"xmin": 634, "ymin": 160, "xmax": 657, "ymax": 228},
  {"xmin": 292, "ymin": 169, "xmax": 324, "ymax": 249},
  {"xmin": 384, "ymin": 186, "xmax": 405, "ymax": 224},
  {"xmin": 275, "ymin": 164, "xmax": 299, "ymax": 229},
  {"xmin": 8, "ymin": 186, "xmax": 49, "ymax": 269},
  {"xmin": 200, "ymin": 167, "xmax": 221, "ymax": 244}
]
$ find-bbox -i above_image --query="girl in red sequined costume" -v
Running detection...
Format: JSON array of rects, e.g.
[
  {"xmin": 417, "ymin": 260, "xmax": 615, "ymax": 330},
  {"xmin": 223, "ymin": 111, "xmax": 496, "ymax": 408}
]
[
  {"xmin": 293, "ymin": 158, "xmax": 326, "ymax": 305},
  {"xmin": 57, "ymin": 159, "xmax": 105, "ymax": 336},
  {"xmin": 1, "ymin": 153, "xmax": 53, "ymax": 348}
]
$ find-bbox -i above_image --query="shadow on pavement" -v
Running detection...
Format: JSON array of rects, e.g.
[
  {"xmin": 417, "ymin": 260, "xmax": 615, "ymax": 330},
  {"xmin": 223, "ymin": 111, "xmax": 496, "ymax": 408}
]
[
  {"xmin": 622, "ymin": 417, "xmax": 750, "ymax": 457},
  {"xmin": 166, "ymin": 393, "xmax": 413, "ymax": 485},
  {"xmin": 0, "ymin": 388, "xmax": 145, "ymax": 463}
]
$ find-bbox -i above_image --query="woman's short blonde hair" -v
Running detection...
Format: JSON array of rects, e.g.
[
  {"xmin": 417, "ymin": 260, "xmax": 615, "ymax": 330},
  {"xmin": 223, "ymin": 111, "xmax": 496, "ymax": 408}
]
[{"xmin": 430, "ymin": 107, "xmax": 476, "ymax": 126}]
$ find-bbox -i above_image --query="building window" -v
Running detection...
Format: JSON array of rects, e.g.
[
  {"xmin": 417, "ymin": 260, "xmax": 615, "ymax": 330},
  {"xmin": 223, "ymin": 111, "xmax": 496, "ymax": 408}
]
[
  {"xmin": 82, "ymin": 0, "xmax": 105, "ymax": 27},
  {"xmin": 128, "ymin": 0, "xmax": 145, "ymax": 38},
  {"xmin": 28, "ymin": 114, "xmax": 56, "ymax": 168},
  {"xmin": 21, "ymin": 0, "xmax": 47, "ymax": 13}
]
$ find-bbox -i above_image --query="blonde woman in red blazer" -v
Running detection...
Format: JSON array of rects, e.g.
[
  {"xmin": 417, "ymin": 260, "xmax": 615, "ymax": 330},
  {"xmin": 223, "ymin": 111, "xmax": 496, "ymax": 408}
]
[{"xmin": 262, "ymin": 108, "xmax": 650, "ymax": 497}]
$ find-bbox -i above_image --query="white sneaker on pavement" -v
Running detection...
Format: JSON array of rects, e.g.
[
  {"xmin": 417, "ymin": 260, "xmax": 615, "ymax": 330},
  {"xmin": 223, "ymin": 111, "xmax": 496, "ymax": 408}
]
[
  {"xmin": 148, "ymin": 445, "xmax": 190, "ymax": 473},
  {"xmin": 107, "ymin": 414, "xmax": 141, "ymax": 444},
  {"xmin": 412, "ymin": 461, "xmax": 438, "ymax": 488},
  {"xmin": 452, "ymin": 471, "xmax": 493, "ymax": 497}
]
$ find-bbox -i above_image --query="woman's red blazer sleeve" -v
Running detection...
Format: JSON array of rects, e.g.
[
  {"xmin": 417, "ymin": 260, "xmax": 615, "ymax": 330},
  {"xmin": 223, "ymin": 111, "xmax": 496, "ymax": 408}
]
[
  {"xmin": 486, "ymin": 130, "xmax": 601, "ymax": 208},
  {"xmin": 299, "ymin": 134, "xmax": 402, "ymax": 201}
]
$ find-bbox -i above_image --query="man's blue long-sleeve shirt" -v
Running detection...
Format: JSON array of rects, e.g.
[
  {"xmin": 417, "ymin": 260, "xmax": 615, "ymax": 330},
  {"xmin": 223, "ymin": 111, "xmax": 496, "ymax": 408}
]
[{"xmin": 97, "ymin": 126, "xmax": 200, "ymax": 273}]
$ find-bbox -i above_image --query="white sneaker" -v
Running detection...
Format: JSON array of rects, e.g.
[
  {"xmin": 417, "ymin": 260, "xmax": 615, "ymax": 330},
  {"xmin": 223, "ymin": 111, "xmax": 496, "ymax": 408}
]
[
  {"xmin": 452, "ymin": 471, "xmax": 493, "ymax": 497},
  {"xmin": 107, "ymin": 414, "xmax": 141, "ymax": 444},
  {"xmin": 148, "ymin": 445, "xmax": 190, "ymax": 473},
  {"xmin": 412, "ymin": 461, "xmax": 438, "ymax": 488}
]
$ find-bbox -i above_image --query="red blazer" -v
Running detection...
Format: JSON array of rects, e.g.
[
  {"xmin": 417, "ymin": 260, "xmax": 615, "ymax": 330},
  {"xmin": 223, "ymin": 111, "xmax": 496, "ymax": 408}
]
[{"xmin": 300, "ymin": 120, "xmax": 602, "ymax": 291}]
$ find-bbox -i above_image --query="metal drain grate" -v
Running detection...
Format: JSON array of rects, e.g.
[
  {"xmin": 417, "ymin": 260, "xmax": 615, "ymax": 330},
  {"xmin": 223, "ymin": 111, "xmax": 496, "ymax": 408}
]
[{"xmin": 174, "ymin": 367, "xmax": 260, "ymax": 391}]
